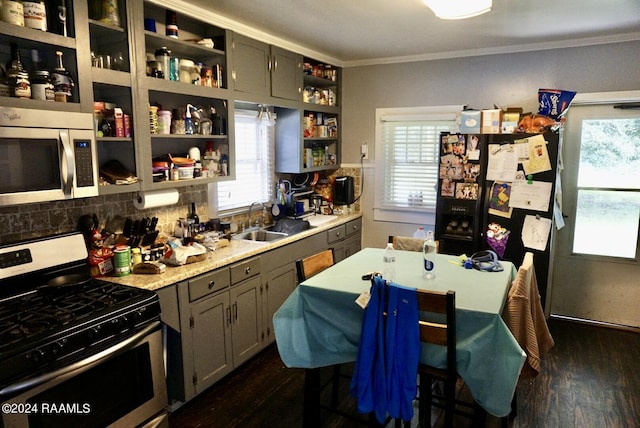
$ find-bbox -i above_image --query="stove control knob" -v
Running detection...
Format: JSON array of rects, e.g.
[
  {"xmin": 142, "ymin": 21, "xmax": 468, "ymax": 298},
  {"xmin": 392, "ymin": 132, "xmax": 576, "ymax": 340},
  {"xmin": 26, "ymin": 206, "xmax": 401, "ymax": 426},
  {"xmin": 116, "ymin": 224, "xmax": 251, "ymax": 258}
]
[
  {"xmin": 130, "ymin": 310, "xmax": 143, "ymax": 324},
  {"xmin": 86, "ymin": 326, "xmax": 101, "ymax": 344},
  {"xmin": 29, "ymin": 349, "xmax": 46, "ymax": 364},
  {"xmin": 50, "ymin": 342, "xmax": 64, "ymax": 358},
  {"xmin": 114, "ymin": 316, "xmax": 128, "ymax": 330}
]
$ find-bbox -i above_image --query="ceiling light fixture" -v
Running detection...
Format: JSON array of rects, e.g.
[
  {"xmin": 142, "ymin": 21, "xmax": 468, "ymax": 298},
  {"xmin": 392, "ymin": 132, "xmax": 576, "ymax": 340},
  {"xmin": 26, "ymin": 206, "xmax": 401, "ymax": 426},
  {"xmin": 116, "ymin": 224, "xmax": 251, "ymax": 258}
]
[{"xmin": 422, "ymin": 0, "xmax": 492, "ymax": 20}]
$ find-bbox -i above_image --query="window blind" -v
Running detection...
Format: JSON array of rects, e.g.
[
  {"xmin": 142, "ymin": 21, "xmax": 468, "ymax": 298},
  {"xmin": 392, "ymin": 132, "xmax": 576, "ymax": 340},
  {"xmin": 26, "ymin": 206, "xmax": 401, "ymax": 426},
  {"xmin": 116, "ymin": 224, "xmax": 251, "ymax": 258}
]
[
  {"xmin": 379, "ymin": 119, "xmax": 455, "ymax": 211},
  {"xmin": 217, "ymin": 110, "xmax": 275, "ymax": 212}
]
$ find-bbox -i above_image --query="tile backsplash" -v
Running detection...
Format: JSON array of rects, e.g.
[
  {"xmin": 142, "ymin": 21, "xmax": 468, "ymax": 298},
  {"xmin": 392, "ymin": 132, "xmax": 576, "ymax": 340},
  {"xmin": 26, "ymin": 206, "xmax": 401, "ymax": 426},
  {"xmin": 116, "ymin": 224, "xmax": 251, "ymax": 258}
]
[
  {"xmin": 0, "ymin": 167, "xmax": 362, "ymax": 245},
  {"xmin": 0, "ymin": 185, "xmax": 209, "ymax": 245}
]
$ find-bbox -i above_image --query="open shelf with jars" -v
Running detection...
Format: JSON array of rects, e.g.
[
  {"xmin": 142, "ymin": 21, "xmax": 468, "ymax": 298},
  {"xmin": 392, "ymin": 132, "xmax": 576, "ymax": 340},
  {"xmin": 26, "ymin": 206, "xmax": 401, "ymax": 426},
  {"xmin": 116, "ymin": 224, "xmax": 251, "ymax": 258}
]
[
  {"xmin": 0, "ymin": 15, "xmax": 85, "ymax": 110},
  {"xmin": 302, "ymin": 57, "xmax": 339, "ymax": 109},
  {"xmin": 274, "ymin": 107, "xmax": 339, "ymax": 174},
  {"xmin": 86, "ymin": 0, "xmax": 140, "ymax": 195},
  {"xmin": 130, "ymin": 1, "xmax": 232, "ymax": 190}
]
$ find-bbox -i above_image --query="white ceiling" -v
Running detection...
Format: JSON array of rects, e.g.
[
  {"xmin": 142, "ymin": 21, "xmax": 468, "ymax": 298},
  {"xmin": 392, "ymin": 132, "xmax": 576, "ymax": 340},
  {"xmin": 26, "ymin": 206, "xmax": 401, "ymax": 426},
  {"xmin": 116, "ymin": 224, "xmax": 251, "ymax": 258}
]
[{"xmin": 186, "ymin": 0, "xmax": 640, "ymax": 66}]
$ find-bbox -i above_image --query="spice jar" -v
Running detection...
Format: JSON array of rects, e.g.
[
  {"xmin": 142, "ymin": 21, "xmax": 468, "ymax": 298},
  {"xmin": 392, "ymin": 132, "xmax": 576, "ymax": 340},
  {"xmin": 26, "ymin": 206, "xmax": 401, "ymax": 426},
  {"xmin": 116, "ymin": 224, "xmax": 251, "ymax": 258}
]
[
  {"xmin": 158, "ymin": 109, "xmax": 171, "ymax": 134},
  {"xmin": 31, "ymin": 70, "xmax": 54, "ymax": 101},
  {"xmin": 179, "ymin": 59, "xmax": 194, "ymax": 84},
  {"xmin": 149, "ymin": 105, "xmax": 159, "ymax": 134}
]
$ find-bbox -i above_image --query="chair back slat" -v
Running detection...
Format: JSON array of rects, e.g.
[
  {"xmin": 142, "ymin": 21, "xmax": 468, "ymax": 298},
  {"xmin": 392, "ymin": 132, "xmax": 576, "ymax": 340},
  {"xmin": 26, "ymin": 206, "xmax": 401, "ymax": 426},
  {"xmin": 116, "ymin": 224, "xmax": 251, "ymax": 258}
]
[
  {"xmin": 296, "ymin": 249, "xmax": 335, "ymax": 282},
  {"xmin": 419, "ymin": 321, "xmax": 448, "ymax": 345}
]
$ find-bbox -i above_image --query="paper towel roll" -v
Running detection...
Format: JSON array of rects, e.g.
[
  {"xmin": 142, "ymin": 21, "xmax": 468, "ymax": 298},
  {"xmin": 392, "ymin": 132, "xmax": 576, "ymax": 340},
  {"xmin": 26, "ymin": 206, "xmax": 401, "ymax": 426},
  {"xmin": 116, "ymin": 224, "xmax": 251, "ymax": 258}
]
[{"xmin": 134, "ymin": 189, "xmax": 179, "ymax": 210}]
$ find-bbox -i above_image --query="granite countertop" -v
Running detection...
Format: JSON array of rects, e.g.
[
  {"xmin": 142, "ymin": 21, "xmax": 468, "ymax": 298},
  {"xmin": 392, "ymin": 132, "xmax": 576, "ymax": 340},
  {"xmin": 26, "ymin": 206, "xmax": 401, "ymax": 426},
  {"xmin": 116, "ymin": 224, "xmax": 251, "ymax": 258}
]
[{"xmin": 101, "ymin": 212, "xmax": 362, "ymax": 291}]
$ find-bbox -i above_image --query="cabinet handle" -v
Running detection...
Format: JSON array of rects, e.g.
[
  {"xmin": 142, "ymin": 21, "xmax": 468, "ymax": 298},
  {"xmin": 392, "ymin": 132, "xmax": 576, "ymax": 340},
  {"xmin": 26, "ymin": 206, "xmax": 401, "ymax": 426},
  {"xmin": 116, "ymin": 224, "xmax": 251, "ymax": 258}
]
[
  {"xmin": 335, "ymin": 232, "xmax": 341, "ymax": 237},
  {"xmin": 273, "ymin": 58, "xmax": 278, "ymax": 71},
  {"xmin": 268, "ymin": 57, "xmax": 272, "ymax": 72},
  {"xmin": 233, "ymin": 302, "xmax": 238, "ymax": 321},
  {"xmin": 245, "ymin": 266, "xmax": 251, "ymax": 275},
  {"xmin": 226, "ymin": 307, "xmax": 231, "ymax": 326},
  {"xmin": 208, "ymin": 280, "xmax": 215, "ymax": 289}
]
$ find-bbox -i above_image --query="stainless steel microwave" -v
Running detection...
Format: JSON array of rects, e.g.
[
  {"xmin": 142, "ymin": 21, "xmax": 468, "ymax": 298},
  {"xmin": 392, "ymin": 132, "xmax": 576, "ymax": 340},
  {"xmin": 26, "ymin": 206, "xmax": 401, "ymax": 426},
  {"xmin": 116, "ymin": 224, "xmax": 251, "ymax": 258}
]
[{"xmin": 0, "ymin": 107, "xmax": 98, "ymax": 206}]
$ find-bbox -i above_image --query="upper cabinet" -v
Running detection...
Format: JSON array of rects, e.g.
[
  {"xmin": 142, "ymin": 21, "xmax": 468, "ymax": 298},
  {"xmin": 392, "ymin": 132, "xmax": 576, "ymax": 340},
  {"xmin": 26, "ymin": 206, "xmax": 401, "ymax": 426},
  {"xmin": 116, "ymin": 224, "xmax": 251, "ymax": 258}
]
[
  {"xmin": 0, "ymin": 0, "xmax": 92, "ymax": 112},
  {"xmin": 230, "ymin": 32, "xmax": 302, "ymax": 102},
  {"xmin": 131, "ymin": 1, "xmax": 234, "ymax": 190}
]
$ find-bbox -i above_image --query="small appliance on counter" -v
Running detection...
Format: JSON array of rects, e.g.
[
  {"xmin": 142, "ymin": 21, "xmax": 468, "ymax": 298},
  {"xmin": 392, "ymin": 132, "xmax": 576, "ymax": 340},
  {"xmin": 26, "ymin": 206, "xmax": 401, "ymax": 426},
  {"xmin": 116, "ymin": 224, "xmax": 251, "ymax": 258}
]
[{"xmin": 333, "ymin": 176, "xmax": 355, "ymax": 206}]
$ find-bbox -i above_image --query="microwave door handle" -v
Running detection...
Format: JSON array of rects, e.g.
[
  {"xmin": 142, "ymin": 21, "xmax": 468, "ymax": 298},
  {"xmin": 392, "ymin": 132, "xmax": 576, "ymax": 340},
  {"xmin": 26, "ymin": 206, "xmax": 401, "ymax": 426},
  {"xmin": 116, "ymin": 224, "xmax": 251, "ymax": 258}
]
[{"xmin": 59, "ymin": 130, "xmax": 74, "ymax": 196}]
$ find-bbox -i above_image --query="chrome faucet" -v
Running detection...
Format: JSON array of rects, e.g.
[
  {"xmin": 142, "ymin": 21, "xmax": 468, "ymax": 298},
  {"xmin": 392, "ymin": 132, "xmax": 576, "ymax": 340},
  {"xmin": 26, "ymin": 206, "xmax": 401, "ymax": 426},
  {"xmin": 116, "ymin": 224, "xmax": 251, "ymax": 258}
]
[{"xmin": 248, "ymin": 202, "xmax": 266, "ymax": 229}]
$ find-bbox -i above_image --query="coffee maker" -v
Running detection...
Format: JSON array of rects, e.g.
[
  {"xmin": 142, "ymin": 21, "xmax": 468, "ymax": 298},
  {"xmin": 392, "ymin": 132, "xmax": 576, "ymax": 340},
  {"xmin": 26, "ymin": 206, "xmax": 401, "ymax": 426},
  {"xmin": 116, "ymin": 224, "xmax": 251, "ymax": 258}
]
[{"xmin": 333, "ymin": 176, "xmax": 355, "ymax": 206}]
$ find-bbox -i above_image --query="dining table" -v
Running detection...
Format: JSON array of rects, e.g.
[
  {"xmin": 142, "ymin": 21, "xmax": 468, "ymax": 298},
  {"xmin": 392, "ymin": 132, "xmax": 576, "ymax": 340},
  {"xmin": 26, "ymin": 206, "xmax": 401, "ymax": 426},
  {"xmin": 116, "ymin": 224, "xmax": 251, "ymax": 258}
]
[{"xmin": 273, "ymin": 247, "xmax": 526, "ymax": 423}]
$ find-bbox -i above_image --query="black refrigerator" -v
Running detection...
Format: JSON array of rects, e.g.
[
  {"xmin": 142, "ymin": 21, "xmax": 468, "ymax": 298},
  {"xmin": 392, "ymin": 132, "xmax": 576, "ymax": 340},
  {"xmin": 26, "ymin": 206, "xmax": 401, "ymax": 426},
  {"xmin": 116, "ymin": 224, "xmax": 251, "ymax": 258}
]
[{"xmin": 435, "ymin": 131, "xmax": 560, "ymax": 306}]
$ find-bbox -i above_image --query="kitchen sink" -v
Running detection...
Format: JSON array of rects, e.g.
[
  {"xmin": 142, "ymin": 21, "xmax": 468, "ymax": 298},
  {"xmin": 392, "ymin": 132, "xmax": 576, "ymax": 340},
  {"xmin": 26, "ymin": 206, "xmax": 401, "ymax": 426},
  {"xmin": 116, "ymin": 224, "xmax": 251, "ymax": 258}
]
[
  {"xmin": 232, "ymin": 218, "xmax": 313, "ymax": 243},
  {"xmin": 233, "ymin": 229, "xmax": 288, "ymax": 242}
]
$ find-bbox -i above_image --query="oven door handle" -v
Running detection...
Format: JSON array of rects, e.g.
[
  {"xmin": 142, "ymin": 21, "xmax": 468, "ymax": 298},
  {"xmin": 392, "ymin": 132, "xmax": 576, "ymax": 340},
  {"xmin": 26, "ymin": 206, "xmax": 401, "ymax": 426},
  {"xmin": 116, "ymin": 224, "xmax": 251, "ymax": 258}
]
[{"xmin": 0, "ymin": 321, "xmax": 161, "ymax": 399}]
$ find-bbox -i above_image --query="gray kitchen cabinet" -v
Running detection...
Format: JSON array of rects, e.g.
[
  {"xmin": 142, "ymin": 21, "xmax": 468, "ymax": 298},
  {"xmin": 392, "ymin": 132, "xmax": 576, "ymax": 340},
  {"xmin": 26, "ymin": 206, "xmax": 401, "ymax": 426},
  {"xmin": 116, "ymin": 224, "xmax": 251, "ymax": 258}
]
[
  {"xmin": 274, "ymin": 106, "xmax": 340, "ymax": 174},
  {"xmin": 229, "ymin": 275, "xmax": 263, "ymax": 366},
  {"xmin": 229, "ymin": 256, "xmax": 263, "ymax": 366},
  {"xmin": 230, "ymin": 32, "xmax": 302, "ymax": 101},
  {"xmin": 262, "ymin": 260, "xmax": 297, "ymax": 344},
  {"xmin": 132, "ymin": 1, "xmax": 233, "ymax": 190},
  {"xmin": 161, "ymin": 267, "xmax": 233, "ymax": 404},
  {"xmin": 88, "ymin": 1, "xmax": 142, "ymax": 195},
  {"xmin": 190, "ymin": 290, "xmax": 233, "ymax": 394},
  {"xmin": 326, "ymin": 217, "xmax": 362, "ymax": 262},
  {"xmin": 0, "ymin": 0, "xmax": 93, "ymax": 111}
]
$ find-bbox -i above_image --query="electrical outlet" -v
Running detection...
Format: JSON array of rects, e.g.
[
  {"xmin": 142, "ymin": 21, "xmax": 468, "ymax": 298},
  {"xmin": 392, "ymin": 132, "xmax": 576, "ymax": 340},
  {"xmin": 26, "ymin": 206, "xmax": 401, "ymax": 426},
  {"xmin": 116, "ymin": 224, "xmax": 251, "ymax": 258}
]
[{"xmin": 361, "ymin": 143, "xmax": 369, "ymax": 160}]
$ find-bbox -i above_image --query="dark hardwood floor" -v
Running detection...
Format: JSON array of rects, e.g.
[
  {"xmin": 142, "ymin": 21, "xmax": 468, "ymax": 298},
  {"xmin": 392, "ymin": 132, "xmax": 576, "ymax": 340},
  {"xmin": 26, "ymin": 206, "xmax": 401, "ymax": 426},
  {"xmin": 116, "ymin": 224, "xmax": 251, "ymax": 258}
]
[{"xmin": 168, "ymin": 319, "xmax": 640, "ymax": 427}]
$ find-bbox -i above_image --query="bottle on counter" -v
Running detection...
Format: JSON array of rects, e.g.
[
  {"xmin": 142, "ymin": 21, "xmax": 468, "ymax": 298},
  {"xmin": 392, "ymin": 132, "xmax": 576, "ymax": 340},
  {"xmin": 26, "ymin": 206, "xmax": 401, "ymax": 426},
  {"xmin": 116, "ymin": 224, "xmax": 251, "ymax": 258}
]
[
  {"xmin": 188, "ymin": 202, "xmax": 199, "ymax": 226},
  {"xmin": 382, "ymin": 240, "xmax": 396, "ymax": 282},
  {"xmin": 51, "ymin": 50, "xmax": 74, "ymax": 102},
  {"xmin": 423, "ymin": 230, "xmax": 437, "ymax": 279},
  {"xmin": 6, "ymin": 43, "xmax": 31, "ymax": 99}
]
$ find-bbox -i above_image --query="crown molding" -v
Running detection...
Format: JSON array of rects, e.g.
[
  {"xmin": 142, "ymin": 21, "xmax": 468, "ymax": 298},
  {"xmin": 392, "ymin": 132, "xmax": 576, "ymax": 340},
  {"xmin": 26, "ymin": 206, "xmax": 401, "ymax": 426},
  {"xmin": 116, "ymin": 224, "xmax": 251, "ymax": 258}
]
[{"xmin": 342, "ymin": 32, "xmax": 640, "ymax": 67}]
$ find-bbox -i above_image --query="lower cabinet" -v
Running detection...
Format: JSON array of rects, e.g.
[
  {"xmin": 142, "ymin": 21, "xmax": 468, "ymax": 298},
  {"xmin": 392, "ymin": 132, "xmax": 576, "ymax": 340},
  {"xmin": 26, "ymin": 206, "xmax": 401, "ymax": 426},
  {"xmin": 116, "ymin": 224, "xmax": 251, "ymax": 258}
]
[
  {"xmin": 263, "ymin": 261, "xmax": 297, "ymax": 343},
  {"xmin": 229, "ymin": 274, "xmax": 263, "ymax": 367},
  {"xmin": 158, "ymin": 217, "xmax": 362, "ymax": 407},
  {"xmin": 190, "ymin": 291, "xmax": 233, "ymax": 394}
]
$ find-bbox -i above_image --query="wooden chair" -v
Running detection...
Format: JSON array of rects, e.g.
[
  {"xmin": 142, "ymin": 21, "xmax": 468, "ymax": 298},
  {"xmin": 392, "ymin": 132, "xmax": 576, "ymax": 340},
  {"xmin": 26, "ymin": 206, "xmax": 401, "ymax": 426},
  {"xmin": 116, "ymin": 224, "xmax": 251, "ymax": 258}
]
[
  {"xmin": 416, "ymin": 289, "xmax": 481, "ymax": 428},
  {"xmin": 296, "ymin": 248, "xmax": 335, "ymax": 283},
  {"xmin": 296, "ymin": 248, "xmax": 348, "ymax": 420},
  {"xmin": 389, "ymin": 235, "xmax": 439, "ymax": 253}
]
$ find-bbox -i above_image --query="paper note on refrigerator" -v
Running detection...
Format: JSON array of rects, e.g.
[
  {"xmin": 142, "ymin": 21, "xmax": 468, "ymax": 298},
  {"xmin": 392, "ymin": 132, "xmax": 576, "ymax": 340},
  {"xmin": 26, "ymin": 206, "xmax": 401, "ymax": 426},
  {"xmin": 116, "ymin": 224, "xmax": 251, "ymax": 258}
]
[
  {"xmin": 522, "ymin": 135, "xmax": 552, "ymax": 175},
  {"xmin": 486, "ymin": 144, "xmax": 519, "ymax": 182},
  {"xmin": 522, "ymin": 215, "xmax": 552, "ymax": 251},
  {"xmin": 509, "ymin": 180, "xmax": 552, "ymax": 211}
]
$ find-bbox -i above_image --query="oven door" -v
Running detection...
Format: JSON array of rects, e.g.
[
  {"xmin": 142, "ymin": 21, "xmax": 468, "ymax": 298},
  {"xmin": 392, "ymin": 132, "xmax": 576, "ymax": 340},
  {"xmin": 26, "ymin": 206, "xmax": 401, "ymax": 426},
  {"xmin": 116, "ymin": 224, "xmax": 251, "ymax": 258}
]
[{"xmin": 1, "ymin": 322, "xmax": 168, "ymax": 428}]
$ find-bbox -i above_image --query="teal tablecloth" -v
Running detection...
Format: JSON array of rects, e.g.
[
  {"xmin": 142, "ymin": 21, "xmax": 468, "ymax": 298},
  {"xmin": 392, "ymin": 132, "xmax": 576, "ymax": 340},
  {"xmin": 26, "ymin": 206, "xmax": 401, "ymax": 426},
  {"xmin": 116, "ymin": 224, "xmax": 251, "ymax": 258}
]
[{"xmin": 273, "ymin": 248, "xmax": 526, "ymax": 417}]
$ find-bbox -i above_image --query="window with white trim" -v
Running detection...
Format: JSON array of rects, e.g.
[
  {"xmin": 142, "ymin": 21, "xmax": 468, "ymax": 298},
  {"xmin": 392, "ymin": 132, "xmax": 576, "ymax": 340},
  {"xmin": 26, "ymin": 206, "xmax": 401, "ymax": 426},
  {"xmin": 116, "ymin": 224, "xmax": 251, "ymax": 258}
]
[
  {"xmin": 374, "ymin": 106, "xmax": 462, "ymax": 224},
  {"xmin": 216, "ymin": 110, "xmax": 275, "ymax": 212}
]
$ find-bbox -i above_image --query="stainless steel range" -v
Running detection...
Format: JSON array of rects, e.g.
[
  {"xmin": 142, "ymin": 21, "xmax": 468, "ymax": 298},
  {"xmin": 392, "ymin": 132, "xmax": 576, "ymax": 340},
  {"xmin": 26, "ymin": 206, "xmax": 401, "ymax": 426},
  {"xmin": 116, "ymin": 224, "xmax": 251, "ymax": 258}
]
[{"xmin": 0, "ymin": 233, "xmax": 168, "ymax": 428}]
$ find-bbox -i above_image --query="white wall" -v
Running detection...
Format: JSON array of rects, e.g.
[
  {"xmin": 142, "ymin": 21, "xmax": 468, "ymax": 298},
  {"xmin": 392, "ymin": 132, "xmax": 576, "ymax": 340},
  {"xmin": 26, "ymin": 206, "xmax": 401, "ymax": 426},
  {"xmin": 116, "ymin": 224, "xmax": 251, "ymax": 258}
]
[{"xmin": 340, "ymin": 41, "xmax": 640, "ymax": 249}]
